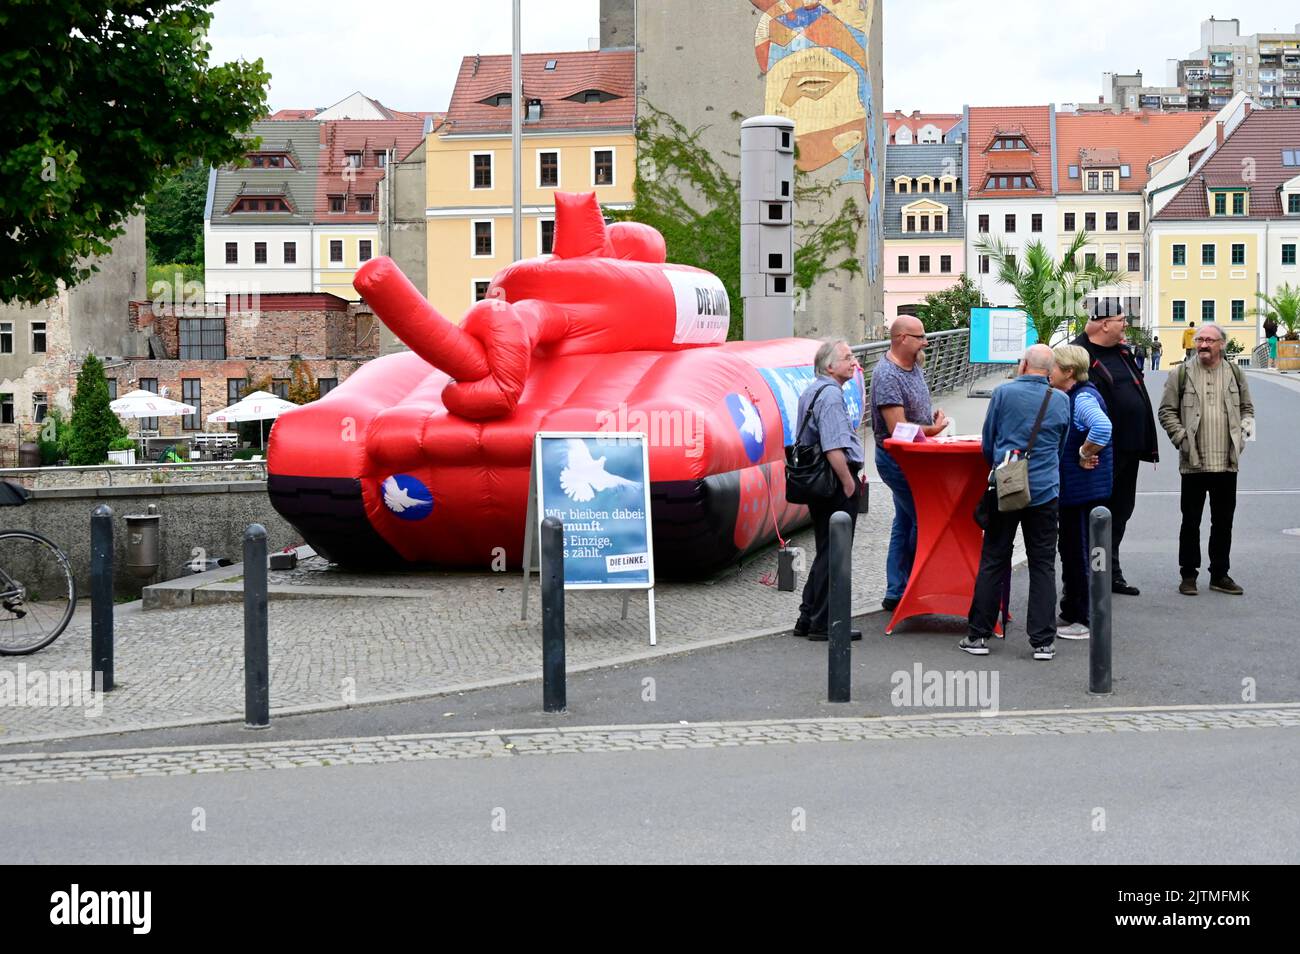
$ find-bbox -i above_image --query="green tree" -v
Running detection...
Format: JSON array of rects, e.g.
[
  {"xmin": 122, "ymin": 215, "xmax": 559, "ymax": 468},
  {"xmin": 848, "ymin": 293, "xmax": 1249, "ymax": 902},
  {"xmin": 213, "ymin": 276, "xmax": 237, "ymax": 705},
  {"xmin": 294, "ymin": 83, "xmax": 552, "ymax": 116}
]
[
  {"xmin": 1, "ymin": 1, "xmax": 270, "ymax": 304},
  {"xmin": 974, "ymin": 231, "xmax": 1126, "ymax": 346},
  {"xmin": 914, "ymin": 274, "xmax": 988, "ymax": 333},
  {"xmin": 145, "ymin": 159, "xmax": 210, "ymax": 265},
  {"xmin": 1247, "ymin": 283, "xmax": 1300, "ymax": 340},
  {"xmin": 607, "ymin": 104, "xmax": 863, "ymax": 340},
  {"xmin": 68, "ymin": 353, "xmax": 128, "ymax": 465}
]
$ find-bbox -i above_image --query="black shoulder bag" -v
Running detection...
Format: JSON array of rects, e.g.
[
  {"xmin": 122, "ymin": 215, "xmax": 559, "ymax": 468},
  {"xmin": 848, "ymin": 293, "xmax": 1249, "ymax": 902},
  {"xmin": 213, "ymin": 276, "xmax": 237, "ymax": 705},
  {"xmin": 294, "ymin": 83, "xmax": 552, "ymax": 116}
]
[{"xmin": 784, "ymin": 383, "xmax": 840, "ymax": 504}]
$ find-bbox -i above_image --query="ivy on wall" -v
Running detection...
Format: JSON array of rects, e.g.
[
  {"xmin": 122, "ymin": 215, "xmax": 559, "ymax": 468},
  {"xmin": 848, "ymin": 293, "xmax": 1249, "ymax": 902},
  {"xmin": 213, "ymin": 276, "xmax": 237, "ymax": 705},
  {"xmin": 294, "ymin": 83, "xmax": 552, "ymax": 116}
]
[{"xmin": 607, "ymin": 104, "xmax": 864, "ymax": 340}]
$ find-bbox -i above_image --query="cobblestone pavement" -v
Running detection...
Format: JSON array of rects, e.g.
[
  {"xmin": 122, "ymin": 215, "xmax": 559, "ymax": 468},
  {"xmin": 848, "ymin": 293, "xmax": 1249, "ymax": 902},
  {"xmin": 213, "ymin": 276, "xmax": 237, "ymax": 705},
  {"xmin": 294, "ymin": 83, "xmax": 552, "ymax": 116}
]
[
  {"xmin": 0, "ymin": 503, "xmax": 901, "ymax": 743},
  {"xmin": 1, "ymin": 705, "xmax": 1295, "ymax": 786}
]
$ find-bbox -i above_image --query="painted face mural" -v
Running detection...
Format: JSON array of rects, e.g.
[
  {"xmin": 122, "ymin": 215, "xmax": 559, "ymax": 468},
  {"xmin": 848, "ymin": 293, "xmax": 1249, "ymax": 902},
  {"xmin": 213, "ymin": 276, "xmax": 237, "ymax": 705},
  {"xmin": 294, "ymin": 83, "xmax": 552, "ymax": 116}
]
[{"xmin": 753, "ymin": 0, "xmax": 880, "ymax": 281}]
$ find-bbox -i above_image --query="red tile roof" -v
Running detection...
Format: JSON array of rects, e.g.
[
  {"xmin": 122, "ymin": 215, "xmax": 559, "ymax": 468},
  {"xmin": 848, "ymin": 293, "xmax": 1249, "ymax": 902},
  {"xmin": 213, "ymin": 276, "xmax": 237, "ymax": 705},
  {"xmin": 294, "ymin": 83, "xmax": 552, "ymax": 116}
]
[
  {"xmin": 442, "ymin": 50, "xmax": 634, "ymax": 135},
  {"xmin": 886, "ymin": 111, "xmax": 962, "ymax": 142},
  {"xmin": 267, "ymin": 109, "xmax": 318, "ymax": 120},
  {"xmin": 967, "ymin": 106, "xmax": 1054, "ymax": 197},
  {"xmin": 1155, "ymin": 110, "xmax": 1300, "ymax": 220},
  {"xmin": 315, "ymin": 118, "xmax": 427, "ymax": 222},
  {"xmin": 1055, "ymin": 111, "xmax": 1214, "ymax": 193}
]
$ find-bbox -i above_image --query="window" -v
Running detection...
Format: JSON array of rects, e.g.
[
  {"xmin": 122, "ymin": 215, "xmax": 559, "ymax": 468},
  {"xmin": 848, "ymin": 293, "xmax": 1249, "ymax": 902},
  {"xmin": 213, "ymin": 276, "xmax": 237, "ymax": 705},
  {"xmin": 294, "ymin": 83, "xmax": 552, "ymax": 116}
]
[
  {"xmin": 106, "ymin": 379, "xmax": 116, "ymax": 401},
  {"xmin": 1006, "ymin": 253, "xmax": 1016, "ymax": 271},
  {"xmin": 897, "ymin": 256, "xmax": 909, "ymax": 274},
  {"xmin": 357, "ymin": 195, "xmax": 373, "ymax": 213},
  {"xmin": 1105, "ymin": 212, "xmax": 1117, "ymax": 231},
  {"xmin": 30, "ymin": 321, "xmax": 46, "ymax": 353},
  {"xmin": 319, "ymin": 378, "xmax": 339, "ymax": 397},
  {"xmin": 0, "ymin": 322, "xmax": 11, "ymax": 354},
  {"xmin": 345, "ymin": 152, "xmax": 362, "ymax": 169},
  {"xmin": 1231, "ymin": 299, "xmax": 1245, "ymax": 322},
  {"xmin": 0, "ymin": 394, "xmax": 11, "ymax": 424},
  {"xmin": 906, "ymin": 215, "xmax": 916, "ymax": 232},
  {"xmin": 283, "ymin": 242, "xmax": 297, "ymax": 264},
  {"xmin": 940, "ymin": 255, "xmax": 952, "ymax": 273},
  {"xmin": 1087, "ymin": 171, "xmax": 1099, "ymax": 190},
  {"xmin": 1290, "ymin": 195, "xmax": 1300, "ymax": 214},
  {"xmin": 1005, "ymin": 214, "xmax": 1016, "ymax": 233},
  {"xmin": 1231, "ymin": 243, "xmax": 1245, "ymax": 265},
  {"xmin": 1128, "ymin": 211, "xmax": 1141, "ymax": 231},
  {"xmin": 181, "ymin": 379, "xmax": 201, "ymax": 430},
  {"xmin": 139, "ymin": 378, "xmax": 158, "ymax": 431},
  {"xmin": 1128, "ymin": 252, "xmax": 1140, "ymax": 272},
  {"xmin": 227, "ymin": 379, "xmax": 243, "ymax": 432},
  {"xmin": 271, "ymin": 379, "xmax": 290, "ymax": 400},
  {"xmin": 1102, "ymin": 172, "xmax": 1115, "ymax": 191},
  {"xmin": 1284, "ymin": 243, "xmax": 1297, "ymax": 265},
  {"xmin": 358, "ymin": 240, "xmax": 372, "ymax": 262},
  {"xmin": 934, "ymin": 215, "xmax": 944, "ymax": 232},
  {"xmin": 1031, "ymin": 214, "xmax": 1042, "ymax": 233},
  {"xmin": 1085, "ymin": 212, "xmax": 1096, "ymax": 231},
  {"xmin": 330, "ymin": 240, "xmax": 343, "ymax": 263},
  {"xmin": 1232, "ymin": 192, "xmax": 1244, "ymax": 215},
  {"xmin": 254, "ymin": 241, "xmax": 267, "ymax": 264},
  {"xmin": 1214, "ymin": 193, "xmax": 1226, "ymax": 215},
  {"xmin": 920, "ymin": 215, "xmax": 930, "ymax": 232},
  {"xmin": 919, "ymin": 255, "xmax": 931, "ymax": 274},
  {"xmin": 375, "ymin": 151, "xmax": 387, "ymax": 168},
  {"xmin": 540, "ymin": 219, "xmax": 555, "ymax": 255},
  {"xmin": 473, "ymin": 220, "xmax": 493, "ymax": 257},
  {"xmin": 897, "ymin": 179, "xmax": 909, "ymax": 193},
  {"xmin": 1105, "ymin": 253, "xmax": 1118, "ymax": 271},
  {"xmin": 1064, "ymin": 212, "xmax": 1076, "ymax": 232},
  {"xmin": 1172, "ymin": 300, "xmax": 1186, "ymax": 322},
  {"xmin": 1173, "ymin": 243, "xmax": 1186, "ymax": 266},
  {"xmin": 1085, "ymin": 252, "xmax": 1096, "ymax": 268},
  {"xmin": 179, "ymin": 318, "xmax": 226, "ymax": 359},
  {"xmin": 920, "ymin": 180, "xmax": 930, "ymax": 193},
  {"xmin": 978, "ymin": 214, "xmax": 989, "ymax": 233},
  {"xmin": 1202, "ymin": 300, "xmax": 1215, "ymax": 322},
  {"xmin": 539, "ymin": 151, "xmax": 559, "ymax": 188},
  {"xmin": 474, "ymin": 280, "xmax": 491, "ymax": 301},
  {"xmin": 225, "ymin": 242, "xmax": 238, "ymax": 264},
  {"xmin": 473, "ymin": 153, "xmax": 493, "ymax": 189},
  {"xmin": 593, "ymin": 149, "xmax": 614, "ymax": 186},
  {"xmin": 32, "ymin": 392, "xmax": 47, "ymax": 424},
  {"xmin": 1202, "ymin": 243, "xmax": 1216, "ymax": 266},
  {"xmin": 979, "ymin": 255, "xmax": 990, "ymax": 274},
  {"xmin": 1068, "ymin": 164, "xmax": 1079, "ymax": 179},
  {"xmin": 329, "ymin": 195, "xmax": 345, "ymax": 213}
]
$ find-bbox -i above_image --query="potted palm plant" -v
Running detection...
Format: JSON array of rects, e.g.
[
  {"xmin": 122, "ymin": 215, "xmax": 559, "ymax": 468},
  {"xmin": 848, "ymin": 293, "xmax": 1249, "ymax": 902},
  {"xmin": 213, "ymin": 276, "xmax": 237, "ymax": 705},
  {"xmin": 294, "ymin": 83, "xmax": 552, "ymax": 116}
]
[
  {"xmin": 974, "ymin": 231, "xmax": 1128, "ymax": 347},
  {"xmin": 1248, "ymin": 283, "xmax": 1300, "ymax": 371}
]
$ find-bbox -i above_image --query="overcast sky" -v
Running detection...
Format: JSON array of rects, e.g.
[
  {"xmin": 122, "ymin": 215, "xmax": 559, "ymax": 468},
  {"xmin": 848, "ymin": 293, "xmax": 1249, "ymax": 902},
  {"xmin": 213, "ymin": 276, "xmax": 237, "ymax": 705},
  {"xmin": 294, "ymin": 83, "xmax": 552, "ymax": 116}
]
[{"xmin": 206, "ymin": 0, "xmax": 1300, "ymax": 114}]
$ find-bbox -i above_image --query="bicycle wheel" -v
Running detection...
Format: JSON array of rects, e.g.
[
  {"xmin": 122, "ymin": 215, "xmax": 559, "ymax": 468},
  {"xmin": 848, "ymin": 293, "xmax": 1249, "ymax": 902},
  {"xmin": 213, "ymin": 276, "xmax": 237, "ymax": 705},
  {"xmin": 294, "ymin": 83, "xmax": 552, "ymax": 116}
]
[{"xmin": 0, "ymin": 530, "xmax": 77, "ymax": 655}]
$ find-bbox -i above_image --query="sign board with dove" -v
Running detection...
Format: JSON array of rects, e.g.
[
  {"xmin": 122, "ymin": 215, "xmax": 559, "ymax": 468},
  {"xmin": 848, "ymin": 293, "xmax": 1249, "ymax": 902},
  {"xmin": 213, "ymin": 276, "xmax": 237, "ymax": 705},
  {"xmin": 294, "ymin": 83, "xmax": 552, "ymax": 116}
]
[{"xmin": 534, "ymin": 432, "xmax": 654, "ymax": 590}]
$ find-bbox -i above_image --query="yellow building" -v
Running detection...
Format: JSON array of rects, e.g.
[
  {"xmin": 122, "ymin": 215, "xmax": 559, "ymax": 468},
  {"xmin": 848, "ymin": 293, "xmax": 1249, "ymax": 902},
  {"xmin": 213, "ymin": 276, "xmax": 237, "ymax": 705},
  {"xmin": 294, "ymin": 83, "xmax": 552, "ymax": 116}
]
[{"xmin": 424, "ymin": 50, "xmax": 635, "ymax": 320}]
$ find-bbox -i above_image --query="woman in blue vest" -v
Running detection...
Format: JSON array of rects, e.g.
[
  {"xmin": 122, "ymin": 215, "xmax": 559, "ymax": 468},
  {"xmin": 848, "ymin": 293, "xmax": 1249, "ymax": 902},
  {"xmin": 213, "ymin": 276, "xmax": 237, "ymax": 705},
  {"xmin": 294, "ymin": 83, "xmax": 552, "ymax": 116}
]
[{"xmin": 1050, "ymin": 344, "xmax": 1114, "ymax": 639}]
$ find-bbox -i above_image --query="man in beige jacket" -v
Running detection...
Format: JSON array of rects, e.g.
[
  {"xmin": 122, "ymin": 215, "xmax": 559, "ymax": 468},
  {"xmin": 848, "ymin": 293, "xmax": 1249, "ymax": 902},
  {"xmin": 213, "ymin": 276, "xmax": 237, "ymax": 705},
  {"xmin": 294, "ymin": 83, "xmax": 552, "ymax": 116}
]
[{"xmin": 1157, "ymin": 323, "xmax": 1255, "ymax": 596}]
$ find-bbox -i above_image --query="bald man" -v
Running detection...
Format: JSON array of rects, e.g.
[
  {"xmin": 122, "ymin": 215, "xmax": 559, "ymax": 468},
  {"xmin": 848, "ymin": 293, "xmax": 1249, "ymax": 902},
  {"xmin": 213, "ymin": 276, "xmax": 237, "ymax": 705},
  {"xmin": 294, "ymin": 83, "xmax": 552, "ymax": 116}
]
[
  {"xmin": 961, "ymin": 344, "xmax": 1070, "ymax": 660},
  {"xmin": 870, "ymin": 316, "xmax": 949, "ymax": 611}
]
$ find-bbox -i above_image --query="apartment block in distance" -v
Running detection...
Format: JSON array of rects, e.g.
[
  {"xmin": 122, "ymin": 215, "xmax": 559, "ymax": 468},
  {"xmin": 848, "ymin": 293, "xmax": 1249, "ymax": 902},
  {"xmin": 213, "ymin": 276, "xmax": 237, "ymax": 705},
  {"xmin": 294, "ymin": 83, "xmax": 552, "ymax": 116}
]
[
  {"xmin": 424, "ymin": 50, "xmax": 634, "ymax": 319},
  {"xmin": 883, "ymin": 142, "xmax": 965, "ymax": 323}
]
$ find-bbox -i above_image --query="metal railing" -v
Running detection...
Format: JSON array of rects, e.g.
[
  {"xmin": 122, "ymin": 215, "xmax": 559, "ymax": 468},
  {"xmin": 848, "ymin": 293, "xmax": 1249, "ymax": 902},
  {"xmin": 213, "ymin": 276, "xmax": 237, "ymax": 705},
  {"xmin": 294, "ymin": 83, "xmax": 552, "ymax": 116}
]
[
  {"xmin": 852, "ymin": 328, "xmax": 996, "ymax": 398},
  {"xmin": 0, "ymin": 459, "xmax": 269, "ymax": 491}
]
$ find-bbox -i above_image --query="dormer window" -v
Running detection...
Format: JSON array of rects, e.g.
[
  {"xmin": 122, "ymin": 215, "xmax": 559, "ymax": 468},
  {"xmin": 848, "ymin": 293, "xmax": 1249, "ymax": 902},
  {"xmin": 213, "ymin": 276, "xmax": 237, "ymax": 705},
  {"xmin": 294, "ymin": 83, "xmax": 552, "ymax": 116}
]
[
  {"xmin": 231, "ymin": 197, "xmax": 291, "ymax": 213},
  {"xmin": 246, "ymin": 153, "xmax": 294, "ymax": 170},
  {"xmin": 345, "ymin": 152, "xmax": 362, "ymax": 169},
  {"xmin": 1289, "ymin": 194, "xmax": 1300, "ymax": 214},
  {"xmin": 1210, "ymin": 188, "xmax": 1249, "ymax": 216},
  {"xmin": 1084, "ymin": 169, "xmax": 1119, "ymax": 192},
  {"xmin": 481, "ymin": 93, "xmax": 512, "ymax": 107},
  {"xmin": 894, "ymin": 176, "xmax": 911, "ymax": 194},
  {"xmin": 565, "ymin": 89, "xmax": 620, "ymax": 104},
  {"xmin": 990, "ymin": 137, "xmax": 1028, "ymax": 151}
]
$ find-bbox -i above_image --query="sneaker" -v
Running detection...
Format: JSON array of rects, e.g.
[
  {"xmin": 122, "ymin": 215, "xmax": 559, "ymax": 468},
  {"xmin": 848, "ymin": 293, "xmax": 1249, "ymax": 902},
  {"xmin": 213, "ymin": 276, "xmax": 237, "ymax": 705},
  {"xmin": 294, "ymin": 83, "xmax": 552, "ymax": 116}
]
[
  {"xmin": 1209, "ymin": 575, "xmax": 1244, "ymax": 595},
  {"xmin": 1032, "ymin": 641, "xmax": 1056, "ymax": 660},
  {"xmin": 1111, "ymin": 578, "xmax": 1140, "ymax": 596},
  {"xmin": 958, "ymin": 635, "xmax": 989, "ymax": 655},
  {"xmin": 1178, "ymin": 577, "xmax": 1198, "ymax": 596},
  {"xmin": 881, "ymin": 597, "xmax": 900, "ymax": 612},
  {"xmin": 1056, "ymin": 622, "xmax": 1090, "ymax": 640}
]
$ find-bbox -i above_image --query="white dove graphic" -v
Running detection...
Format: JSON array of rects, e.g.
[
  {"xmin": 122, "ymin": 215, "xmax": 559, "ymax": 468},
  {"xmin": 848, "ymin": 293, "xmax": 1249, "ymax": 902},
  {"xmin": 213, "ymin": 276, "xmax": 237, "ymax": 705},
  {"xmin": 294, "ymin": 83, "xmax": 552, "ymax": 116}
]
[
  {"xmin": 382, "ymin": 476, "xmax": 430, "ymax": 513},
  {"xmin": 559, "ymin": 439, "xmax": 642, "ymax": 502},
  {"xmin": 736, "ymin": 395, "xmax": 763, "ymax": 442}
]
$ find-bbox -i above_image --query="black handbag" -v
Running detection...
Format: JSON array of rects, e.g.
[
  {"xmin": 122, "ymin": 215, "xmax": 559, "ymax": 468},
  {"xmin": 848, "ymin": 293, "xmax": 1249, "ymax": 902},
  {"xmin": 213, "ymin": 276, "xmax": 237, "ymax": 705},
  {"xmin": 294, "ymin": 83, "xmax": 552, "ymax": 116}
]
[{"xmin": 784, "ymin": 383, "xmax": 839, "ymax": 504}]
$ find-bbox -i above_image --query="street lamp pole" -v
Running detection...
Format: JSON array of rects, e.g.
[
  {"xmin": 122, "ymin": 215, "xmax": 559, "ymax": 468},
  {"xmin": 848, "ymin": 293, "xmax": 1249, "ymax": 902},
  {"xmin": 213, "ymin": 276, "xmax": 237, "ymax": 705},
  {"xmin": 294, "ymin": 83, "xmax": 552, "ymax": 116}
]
[{"xmin": 511, "ymin": 0, "xmax": 522, "ymax": 262}]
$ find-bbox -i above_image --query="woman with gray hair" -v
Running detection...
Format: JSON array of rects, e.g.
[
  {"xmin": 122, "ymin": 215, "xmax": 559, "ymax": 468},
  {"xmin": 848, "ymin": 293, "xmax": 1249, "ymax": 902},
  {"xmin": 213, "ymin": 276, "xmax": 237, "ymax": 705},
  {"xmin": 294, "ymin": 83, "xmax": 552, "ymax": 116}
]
[{"xmin": 1049, "ymin": 344, "xmax": 1113, "ymax": 639}]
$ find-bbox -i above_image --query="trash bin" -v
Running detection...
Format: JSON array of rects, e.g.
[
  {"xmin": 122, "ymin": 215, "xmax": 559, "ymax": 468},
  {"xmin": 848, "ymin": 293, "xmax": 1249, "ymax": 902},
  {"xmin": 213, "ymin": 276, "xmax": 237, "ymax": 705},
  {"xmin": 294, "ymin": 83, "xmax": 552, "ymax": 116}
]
[{"xmin": 125, "ymin": 513, "xmax": 162, "ymax": 579}]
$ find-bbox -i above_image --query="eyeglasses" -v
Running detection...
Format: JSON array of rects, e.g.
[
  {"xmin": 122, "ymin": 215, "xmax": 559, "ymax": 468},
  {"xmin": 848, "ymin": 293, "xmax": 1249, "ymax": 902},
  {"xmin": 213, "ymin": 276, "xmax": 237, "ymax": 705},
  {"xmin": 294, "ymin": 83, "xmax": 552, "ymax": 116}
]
[
  {"xmin": 1193, "ymin": 336, "xmax": 1221, "ymax": 343},
  {"xmin": 900, "ymin": 333, "xmax": 928, "ymax": 340}
]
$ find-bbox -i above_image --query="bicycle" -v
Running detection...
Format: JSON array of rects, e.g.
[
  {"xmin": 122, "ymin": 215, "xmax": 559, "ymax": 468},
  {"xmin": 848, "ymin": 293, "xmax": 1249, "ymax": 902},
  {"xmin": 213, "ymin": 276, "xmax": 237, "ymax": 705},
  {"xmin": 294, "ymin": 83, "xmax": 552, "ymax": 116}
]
[{"xmin": 0, "ymin": 481, "xmax": 77, "ymax": 655}]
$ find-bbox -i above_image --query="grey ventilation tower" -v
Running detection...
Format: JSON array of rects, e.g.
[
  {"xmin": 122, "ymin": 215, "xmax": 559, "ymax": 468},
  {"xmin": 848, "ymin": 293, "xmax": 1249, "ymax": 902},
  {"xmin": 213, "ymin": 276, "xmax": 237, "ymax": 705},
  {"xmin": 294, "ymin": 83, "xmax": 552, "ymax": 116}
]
[{"xmin": 740, "ymin": 115, "xmax": 796, "ymax": 340}]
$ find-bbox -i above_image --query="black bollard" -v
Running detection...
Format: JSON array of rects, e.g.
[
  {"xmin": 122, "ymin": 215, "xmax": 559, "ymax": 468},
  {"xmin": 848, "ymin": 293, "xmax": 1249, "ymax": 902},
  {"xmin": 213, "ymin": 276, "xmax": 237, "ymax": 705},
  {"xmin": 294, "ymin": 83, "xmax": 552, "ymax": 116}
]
[
  {"xmin": 828, "ymin": 511, "xmax": 852, "ymax": 703},
  {"xmin": 1088, "ymin": 506, "xmax": 1113, "ymax": 695},
  {"xmin": 90, "ymin": 504, "xmax": 114, "ymax": 692},
  {"xmin": 243, "ymin": 524, "xmax": 270, "ymax": 728},
  {"xmin": 541, "ymin": 516, "xmax": 566, "ymax": 712}
]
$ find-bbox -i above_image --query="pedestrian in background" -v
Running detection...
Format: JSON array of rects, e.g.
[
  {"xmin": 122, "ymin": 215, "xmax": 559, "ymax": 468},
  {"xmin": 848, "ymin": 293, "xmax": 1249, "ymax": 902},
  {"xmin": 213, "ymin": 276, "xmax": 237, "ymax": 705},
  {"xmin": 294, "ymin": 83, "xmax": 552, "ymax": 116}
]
[
  {"xmin": 960, "ymin": 345, "xmax": 1069, "ymax": 660},
  {"xmin": 1264, "ymin": 315, "xmax": 1279, "ymax": 369},
  {"xmin": 870, "ymin": 316, "xmax": 949, "ymax": 613},
  {"xmin": 1183, "ymin": 321, "xmax": 1197, "ymax": 358},
  {"xmin": 1049, "ymin": 344, "xmax": 1113, "ymax": 640},
  {"xmin": 1134, "ymin": 342, "xmax": 1147, "ymax": 372},
  {"xmin": 1072, "ymin": 306, "xmax": 1159, "ymax": 597},
  {"xmin": 793, "ymin": 339, "xmax": 865, "ymax": 641},
  {"xmin": 1151, "ymin": 337, "xmax": 1163, "ymax": 371},
  {"xmin": 1158, "ymin": 323, "xmax": 1254, "ymax": 596}
]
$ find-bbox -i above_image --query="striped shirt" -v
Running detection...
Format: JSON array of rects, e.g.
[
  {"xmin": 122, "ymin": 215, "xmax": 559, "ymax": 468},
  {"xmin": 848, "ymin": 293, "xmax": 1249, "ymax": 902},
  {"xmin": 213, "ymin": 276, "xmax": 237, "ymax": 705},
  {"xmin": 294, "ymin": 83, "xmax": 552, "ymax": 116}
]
[
  {"xmin": 1072, "ymin": 387, "xmax": 1112, "ymax": 447},
  {"xmin": 1188, "ymin": 361, "xmax": 1232, "ymax": 472}
]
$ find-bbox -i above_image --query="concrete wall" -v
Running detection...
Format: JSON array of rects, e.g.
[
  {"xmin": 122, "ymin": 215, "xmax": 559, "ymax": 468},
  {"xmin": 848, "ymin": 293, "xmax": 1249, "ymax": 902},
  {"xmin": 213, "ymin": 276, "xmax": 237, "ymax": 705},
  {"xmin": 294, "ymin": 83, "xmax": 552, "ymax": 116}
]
[
  {"xmin": 600, "ymin": 0, "xmax": 635, "ymax": 48},
  {"xmin": 628, "ymin": 0, "xmax": 885, "ymax": 340},
  {"xmin": 8, "ymin": 481, "xmax": 298, "ymax": 600},
  {"xmin": 379, "ymin": 138, "xmax": 429, "ymax": 355}
]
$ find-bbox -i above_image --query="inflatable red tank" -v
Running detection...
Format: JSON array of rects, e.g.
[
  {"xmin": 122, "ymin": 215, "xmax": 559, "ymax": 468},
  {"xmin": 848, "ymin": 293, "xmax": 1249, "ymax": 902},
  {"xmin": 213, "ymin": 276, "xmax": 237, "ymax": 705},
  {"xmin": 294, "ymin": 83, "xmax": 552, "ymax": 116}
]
[{"xmin": 267, "ymin": 192, "xmax": 864, "ymax": 579}]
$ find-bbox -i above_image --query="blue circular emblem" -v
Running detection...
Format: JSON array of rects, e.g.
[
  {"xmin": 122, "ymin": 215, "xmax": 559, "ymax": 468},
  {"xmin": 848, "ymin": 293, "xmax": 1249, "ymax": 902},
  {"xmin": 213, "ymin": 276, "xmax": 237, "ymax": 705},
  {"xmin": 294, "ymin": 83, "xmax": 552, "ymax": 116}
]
[
  {"xmin": 381, "ymin": 474, "xmax": 434, "ymax": 521},
  {"xmin": 726, "ymin": 392, "xmax": 765, "ymax": 463}
]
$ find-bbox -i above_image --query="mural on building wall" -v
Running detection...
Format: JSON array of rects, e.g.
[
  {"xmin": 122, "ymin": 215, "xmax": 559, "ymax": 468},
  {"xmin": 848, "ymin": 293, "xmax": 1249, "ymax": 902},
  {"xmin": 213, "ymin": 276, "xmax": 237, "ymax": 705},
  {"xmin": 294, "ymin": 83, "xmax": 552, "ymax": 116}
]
[{"xmin": 752, "ymin": 0, "xmax": 880, "ymax": 281}]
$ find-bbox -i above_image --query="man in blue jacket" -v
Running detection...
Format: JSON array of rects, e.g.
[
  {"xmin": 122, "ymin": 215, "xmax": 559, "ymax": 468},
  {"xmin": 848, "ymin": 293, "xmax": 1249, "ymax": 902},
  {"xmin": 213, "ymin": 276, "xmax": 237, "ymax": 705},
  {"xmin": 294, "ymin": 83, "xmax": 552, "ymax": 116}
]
[{"xmin": 961, "ymin": 344, "xmax": 1070, "ymax": 660}]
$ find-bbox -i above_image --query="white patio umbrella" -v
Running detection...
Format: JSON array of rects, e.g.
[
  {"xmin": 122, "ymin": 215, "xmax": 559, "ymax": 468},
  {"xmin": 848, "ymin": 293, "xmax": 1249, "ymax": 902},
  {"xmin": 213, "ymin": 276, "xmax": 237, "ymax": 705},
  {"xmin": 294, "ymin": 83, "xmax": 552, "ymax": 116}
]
[
  {"xmin": 205, "ymin": 390, "xmax": 299, "ymax": 447},
  {"xmin": 110, "ymin": 388, "xmax": 196, "ymax": 418}
]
